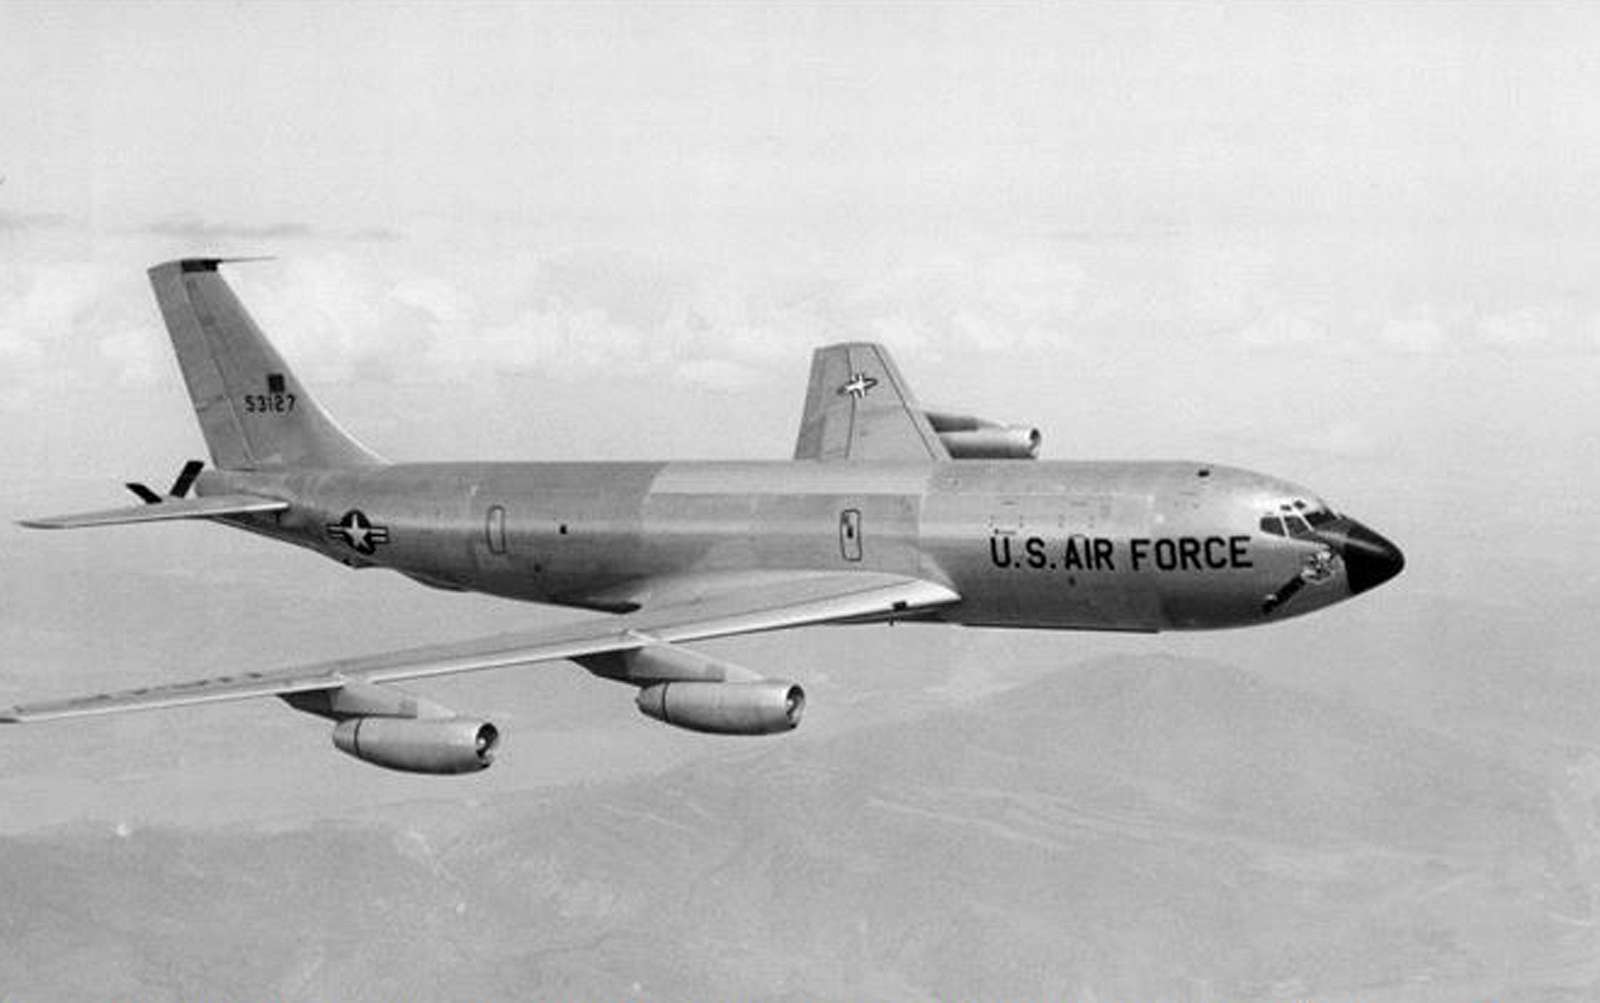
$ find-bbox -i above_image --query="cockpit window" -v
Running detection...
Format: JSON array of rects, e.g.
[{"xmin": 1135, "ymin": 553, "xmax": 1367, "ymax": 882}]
[
  {"xmin": 1260, "ymin": 498, "xmax": 1340, "ymax": 538},
  {"xmin": 1283, "ymin": 514, "xmax": 1315, "ymax": 539}
]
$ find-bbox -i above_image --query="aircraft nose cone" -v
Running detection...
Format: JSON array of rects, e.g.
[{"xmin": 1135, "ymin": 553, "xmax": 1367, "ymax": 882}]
[{"xmin": 1341, "ymin": 519, "xmax": 1405, "ymax": 594}]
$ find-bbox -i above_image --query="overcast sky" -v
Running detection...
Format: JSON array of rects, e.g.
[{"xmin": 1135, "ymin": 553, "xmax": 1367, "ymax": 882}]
[
  {"xmin": 4, "ymin": 3, "xmax": 1595, "ymax": 459},
  {"xmin": 0, "ymin": 2, "xmax": 1596, "ymax": 830}
]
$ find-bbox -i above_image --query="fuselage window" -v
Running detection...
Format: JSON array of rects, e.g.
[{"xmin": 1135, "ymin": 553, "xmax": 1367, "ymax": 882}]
[
  {"xmin": 839, "ymin": 508, "xmax": 862, "ymax": 562},
  {"xmin": 486, "ymin": 505, "xmax": 506, "ymax": 555},
  {"xmin": 1259, "ymin": 515, "xmax": 1285, "ymax": 537}
]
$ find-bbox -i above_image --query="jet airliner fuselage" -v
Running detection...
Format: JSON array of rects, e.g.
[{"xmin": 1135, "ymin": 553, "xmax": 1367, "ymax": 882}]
[
  {"xmin": 209, "ymin": 457, "xmax": 1399, "ymax": 635},
  {"xmin": 6, "ymin": 258, "xmax": 1403, "ymax": 774}
]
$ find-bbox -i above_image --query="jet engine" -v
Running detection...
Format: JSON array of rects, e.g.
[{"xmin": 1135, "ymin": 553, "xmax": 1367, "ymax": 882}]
[
  {"xmin": 331, "ymin": 716, "xmax": 501, "ymax": 774},
  {"xmin": 636, "ymin": 680, "xmax": 805, "ymax": 735},
  {"xmin": 922, "ymin": 410, "xmax": 1041, "ymax": 460}
]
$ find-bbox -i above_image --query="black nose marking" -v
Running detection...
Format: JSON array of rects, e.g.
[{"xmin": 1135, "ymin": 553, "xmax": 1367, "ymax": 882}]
[{"xmin": 1342, "ymin": 520, "xmax": 1404, "ymax": 595}]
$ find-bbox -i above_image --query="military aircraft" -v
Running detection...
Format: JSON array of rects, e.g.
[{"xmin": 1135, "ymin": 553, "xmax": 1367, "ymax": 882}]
[{"xmin": 6, "ymin": 258, "xmax": 1403, "ymax": 774}]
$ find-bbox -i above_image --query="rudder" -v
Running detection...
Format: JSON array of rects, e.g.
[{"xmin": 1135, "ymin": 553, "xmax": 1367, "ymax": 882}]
[{"xmin": 148, "ymin": 259, "xmax": 383, "ymax": 470}]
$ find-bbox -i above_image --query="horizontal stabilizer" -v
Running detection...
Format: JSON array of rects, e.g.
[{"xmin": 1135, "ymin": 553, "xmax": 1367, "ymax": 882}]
[{"xmin": 18, "ymin": 493, "xmax": 288, "ymax": 530}]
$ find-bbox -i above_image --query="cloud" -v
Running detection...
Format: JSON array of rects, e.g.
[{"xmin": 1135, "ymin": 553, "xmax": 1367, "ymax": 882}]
[
  {"xmin": 390, "ymin": 275, "xmax": 470, "ymax": 328},
  {"xmin": 468, "ymin": 301, "xmax": 648, "ymax": 379},
  {"xmin": 673, "ymin": 357, "xmax": 764, "ymax": 391},
  {"xmin": 235, "ymin": 249, "xmax": 854, "ymax": 389},
  {"xmin": 0, "ymin": 209, "xmax": 69, "ymax": 232},
  {"xmin": 0, "ymin": 259, "xmax": 160, "ymax": 412},
  {"xmin": 1379, "ymin": 310, "xmax": 1447, "ymax": 355},
  {"xmin": 347, "ymin": 226, "xmax": 405, "ymax": 243},
  {"xmin": 1178, "ymin": 237, "xmax": 1279, "ymax": 331},
  {"xmin": 1281, "ymin": 419, "xmax": 1381, "ymax": 459},
  {"xmin": 1475, "ymin": 308, "xmax": 1552, "ymax": 348},
  {"xmin": 1463, "ymin": 305, "xmax": 1600, "ymax": 355},
  {"xmin": 133, "ymin": 217, "xmax": 404, "ymax": 244},
  {"xmin": 0, "ymin": 263, "xmax": 105, "ymax": 350},
  {"xmin": 1232, "ymin": 308, "xmax": 1329, "ymax": 348},
  {"xmin": 11, "ymin": 223, "xmax": 1589, "ymax": 431},
  {"xmin": 978, "ymin": 248, "xmax": 1089, "ymax": 325},
  {"xmin": 233, "ymin": 255, "xmax": 400, "ymax": 382},
  {"xmin": 141, "ymin": 217, "xmax": 316, "ymax": 240},
  {"xmin": 811, "ymin": 242, "xmax": 1102, "ymax": 361},
  {"xmin": 97, "ymin": 325, "xmax": 165, "ymax": 386}
]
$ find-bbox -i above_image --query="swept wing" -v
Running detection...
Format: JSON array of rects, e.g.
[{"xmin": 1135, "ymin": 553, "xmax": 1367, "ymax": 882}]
[{"xmin": 0, "ymin": 571, "xmax": 959, "ymax": 722}]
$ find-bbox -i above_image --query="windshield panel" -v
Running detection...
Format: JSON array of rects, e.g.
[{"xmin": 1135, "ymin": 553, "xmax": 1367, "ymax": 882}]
[{"xmin": 1284, "ymin": 514, "xmax": 1315, "ymax": 538}]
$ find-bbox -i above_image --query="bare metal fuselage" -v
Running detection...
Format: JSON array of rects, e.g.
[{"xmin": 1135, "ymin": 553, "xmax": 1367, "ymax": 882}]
[
  {"xmin": 6, "ymin": 262, "xmax": 1407, "ymax": 772},
  {"xmin": 209, "ymin": 457, "xmax": 1360, "ymax": 633}
]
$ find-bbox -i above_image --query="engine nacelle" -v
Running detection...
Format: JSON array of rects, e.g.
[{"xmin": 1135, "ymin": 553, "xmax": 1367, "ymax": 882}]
[
  {"xmin": 331, "ymin": 717, "xmax": 500, "ymax": 774},
  {"xmin": 937, "ymin": 427, "xmax": 1041, "ymax": 459},
  {"xmin": 636, "ymin": 680, "xmax": 805, "ymax": 735},
  {"xmin": 923, "ymin": 409, "xmax": 1042, "ymax": 459}
]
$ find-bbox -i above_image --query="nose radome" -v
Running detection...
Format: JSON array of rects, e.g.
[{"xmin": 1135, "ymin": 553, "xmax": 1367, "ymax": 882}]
[{"xmin": 1342, "ymin": 519, "xmax": 1405, "ymax": 594}]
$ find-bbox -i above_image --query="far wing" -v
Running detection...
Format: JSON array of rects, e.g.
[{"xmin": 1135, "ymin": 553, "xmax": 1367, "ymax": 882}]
[
  {"xmin": 0, "ymin": 571, "xmax": 960, "ymax": 722},
  {"xmin": 792, "ymin": 342, "xmax": 949, "ymax": 461},
  {"xmin": 19, "ymin": 493, "xmax": 289, "ymax": 529}
]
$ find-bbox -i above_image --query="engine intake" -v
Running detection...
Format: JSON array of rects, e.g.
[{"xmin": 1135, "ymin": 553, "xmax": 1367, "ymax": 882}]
[
  {"xmin": 332, "ymin": 717, "xmax": 500, "ymax": 774},
  {"xmin": 636, "ymin": 680, "xmax": 805, "ymax": 735}
]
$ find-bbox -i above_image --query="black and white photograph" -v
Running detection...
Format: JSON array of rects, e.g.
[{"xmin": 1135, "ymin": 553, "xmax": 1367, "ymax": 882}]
[{"xmin": 0, "ymin": 3, "xmax": 1594, "ymax": 999}]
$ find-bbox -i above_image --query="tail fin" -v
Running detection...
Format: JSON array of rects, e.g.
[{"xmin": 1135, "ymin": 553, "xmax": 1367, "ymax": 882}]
[
  {"xmin": 792, "ymin": 342, "xmax": 949, "ymax": 461},
  {"xmin": 148, "ymin": 259, "xmax": 383, "ymax": 469}
]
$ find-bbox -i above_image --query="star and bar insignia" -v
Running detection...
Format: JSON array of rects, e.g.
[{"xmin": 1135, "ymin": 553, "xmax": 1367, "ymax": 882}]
[
  {"xmin": 837, "ymin": 371, "xmax": 879, "ymax": 399},
  {"xmin": 326, "ymin": 509, "xmax": 391, "ymax": 555}
]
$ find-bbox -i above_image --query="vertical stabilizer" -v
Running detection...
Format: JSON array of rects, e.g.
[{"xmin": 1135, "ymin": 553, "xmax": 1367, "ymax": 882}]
[
  {"xmin": 148, "ymin": 259, "xmax": 383, "ymax": 470},
  {"xmin": 792, "ymin": 342, "xmax": 948, "ymax": 461}
]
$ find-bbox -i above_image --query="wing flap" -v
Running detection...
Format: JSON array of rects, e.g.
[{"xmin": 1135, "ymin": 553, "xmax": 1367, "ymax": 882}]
[
  {"xmin": 0, "ymin": 572, "xmax": 960, "ymax": 722},
  {"xmin": 19, "ymin": 494, "xmax": 289, "ymax": 529}
]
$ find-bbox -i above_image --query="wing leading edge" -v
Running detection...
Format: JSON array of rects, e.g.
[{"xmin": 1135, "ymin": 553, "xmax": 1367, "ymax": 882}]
[{"xmin": 0, "ymin": 572, "xmax": 960, "ymax": 722}]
